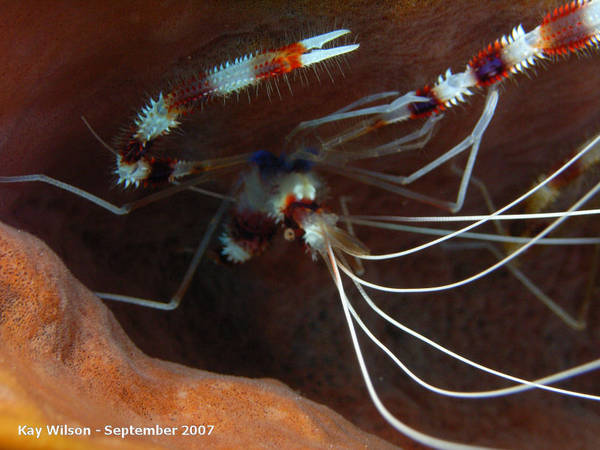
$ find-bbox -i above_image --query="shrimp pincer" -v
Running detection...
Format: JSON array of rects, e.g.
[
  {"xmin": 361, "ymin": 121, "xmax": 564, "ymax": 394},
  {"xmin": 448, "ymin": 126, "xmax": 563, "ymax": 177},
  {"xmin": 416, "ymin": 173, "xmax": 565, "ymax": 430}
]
[{"xmin": 289, "ymin": 0, "xmax": 600, "ymax": 213}]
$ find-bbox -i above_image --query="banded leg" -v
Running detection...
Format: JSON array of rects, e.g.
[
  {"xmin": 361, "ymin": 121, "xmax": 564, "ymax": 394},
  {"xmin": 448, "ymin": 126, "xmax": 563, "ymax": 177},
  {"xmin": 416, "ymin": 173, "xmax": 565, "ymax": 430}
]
[{"xmin": 129, "ymin": 30, "xmax": 360, "ymax": 146}]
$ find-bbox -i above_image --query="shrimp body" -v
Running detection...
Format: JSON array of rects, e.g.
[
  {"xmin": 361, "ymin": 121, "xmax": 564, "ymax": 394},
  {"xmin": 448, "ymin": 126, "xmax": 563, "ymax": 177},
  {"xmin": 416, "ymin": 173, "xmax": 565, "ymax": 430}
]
[{"xmin": 220, "ymin": 150, "xmax": 366, "ymax": 263}]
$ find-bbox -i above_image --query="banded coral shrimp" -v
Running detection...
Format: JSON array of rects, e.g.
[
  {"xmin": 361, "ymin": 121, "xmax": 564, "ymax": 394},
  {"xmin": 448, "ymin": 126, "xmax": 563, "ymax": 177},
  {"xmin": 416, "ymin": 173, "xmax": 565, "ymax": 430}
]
[
  {"xmin": 1, "ymin": 1, "xmax": 600, "ymax": 448},
  {"xmin": 286, "ymin": 1, "xmax": 600, "ymax": 445}
]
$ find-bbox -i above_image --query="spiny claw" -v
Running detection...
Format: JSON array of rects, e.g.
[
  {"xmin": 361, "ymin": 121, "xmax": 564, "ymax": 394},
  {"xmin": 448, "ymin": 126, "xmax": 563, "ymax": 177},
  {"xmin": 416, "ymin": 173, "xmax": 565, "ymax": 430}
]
[
  {"xmin": 300, "ymin": 44, "xmax": 360, "ymax": 67},
  {"xmin": 300, "ymin": 29, "xmax": 352, "ymax": 50},
  {"xmin": 299, "ymin": 29, "xmax": 359, "ymax": 66}
]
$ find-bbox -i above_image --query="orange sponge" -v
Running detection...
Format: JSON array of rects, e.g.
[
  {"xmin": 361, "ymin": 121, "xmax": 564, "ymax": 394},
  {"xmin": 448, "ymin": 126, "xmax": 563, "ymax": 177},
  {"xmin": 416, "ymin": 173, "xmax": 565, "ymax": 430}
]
[{"xmin": 0, "ymin": 221, "xmax": 393, "ymax": 449}]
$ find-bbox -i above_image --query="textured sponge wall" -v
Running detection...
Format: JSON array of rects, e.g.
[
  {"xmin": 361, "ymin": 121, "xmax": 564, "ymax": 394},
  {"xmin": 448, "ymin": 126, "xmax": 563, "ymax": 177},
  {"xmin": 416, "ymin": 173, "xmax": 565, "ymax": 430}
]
[{"xmin": 0, "ymin": 221, "xmax": 394, "ymax": 449}]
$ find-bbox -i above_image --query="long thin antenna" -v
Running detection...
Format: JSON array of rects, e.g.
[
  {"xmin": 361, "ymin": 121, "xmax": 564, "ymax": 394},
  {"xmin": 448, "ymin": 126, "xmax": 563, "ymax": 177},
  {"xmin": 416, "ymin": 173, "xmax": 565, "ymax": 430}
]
[{"xmin": 81, "ymin": 115, "xmax": 119, "ymax": 156}]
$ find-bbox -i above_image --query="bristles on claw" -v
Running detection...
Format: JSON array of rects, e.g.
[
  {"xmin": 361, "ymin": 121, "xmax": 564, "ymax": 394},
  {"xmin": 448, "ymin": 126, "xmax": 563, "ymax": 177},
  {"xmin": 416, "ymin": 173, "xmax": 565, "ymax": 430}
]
[
  {"xmin": 111, "ymin": 29, "xmax": 359, "ymax": 188},
  {"xmin": 134, "ymin": 29, "xmax": 359, "ymax": 146}
]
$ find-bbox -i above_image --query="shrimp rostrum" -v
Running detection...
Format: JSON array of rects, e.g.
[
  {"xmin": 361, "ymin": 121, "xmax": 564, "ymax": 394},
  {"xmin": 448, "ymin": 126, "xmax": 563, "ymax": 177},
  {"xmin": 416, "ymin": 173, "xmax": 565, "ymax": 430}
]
[{"xmin": 2, "ymin": 3, "xmax": 600, "ymax": 449}]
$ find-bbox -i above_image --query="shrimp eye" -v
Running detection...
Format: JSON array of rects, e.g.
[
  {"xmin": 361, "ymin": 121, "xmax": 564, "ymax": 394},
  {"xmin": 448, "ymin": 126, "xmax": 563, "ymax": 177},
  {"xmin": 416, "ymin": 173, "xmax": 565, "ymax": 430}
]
[{"xmin": 283, "ymin": 228, "xmax": 296, "ymax": 241}]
